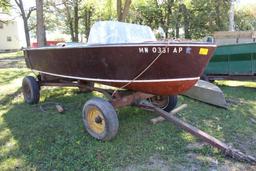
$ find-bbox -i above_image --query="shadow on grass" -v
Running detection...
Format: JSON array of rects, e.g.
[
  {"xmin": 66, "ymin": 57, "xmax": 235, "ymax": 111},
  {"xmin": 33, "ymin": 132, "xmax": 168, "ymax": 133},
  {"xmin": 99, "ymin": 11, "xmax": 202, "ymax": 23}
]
[
  {"xmin": 1, "ymin": 85, "xmax": 256, "ymax": 170},
  {"xmin": 0, "ymin": 69, "xmax": 28, "ymax": 85},
  {"xmin": 0, "ymin": 87, "xmax": 23, "ymax": 107},
  {"xmin": 178, "ymin": 84, "xmax": 256, "ymax": 159},
  {"xmin": 1, "ymin": 88, "xmax": 219, "ymax": 170}
]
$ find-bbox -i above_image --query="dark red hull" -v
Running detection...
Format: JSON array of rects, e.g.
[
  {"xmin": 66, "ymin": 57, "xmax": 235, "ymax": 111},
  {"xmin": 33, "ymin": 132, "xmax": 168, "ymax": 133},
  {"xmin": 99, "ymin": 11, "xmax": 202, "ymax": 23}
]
[
  {"xmin": 24, "ymin": 42, "xmax": 216, "ymax": 95},
  {"xmin": 107, "ymin": 79, "xmax": 197, "ymax": 95}
]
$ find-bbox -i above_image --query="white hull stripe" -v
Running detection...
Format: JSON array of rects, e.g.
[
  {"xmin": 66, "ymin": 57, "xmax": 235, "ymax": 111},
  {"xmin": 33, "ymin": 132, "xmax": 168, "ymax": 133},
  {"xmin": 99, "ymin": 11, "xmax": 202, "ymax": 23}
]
[
  {"xmin": 28, "ymin": 44, "xmax": 216, "ymax": 50},
  {"xmin": 33, "ymin": 69, "xmax": 199, "ymax": 83}
]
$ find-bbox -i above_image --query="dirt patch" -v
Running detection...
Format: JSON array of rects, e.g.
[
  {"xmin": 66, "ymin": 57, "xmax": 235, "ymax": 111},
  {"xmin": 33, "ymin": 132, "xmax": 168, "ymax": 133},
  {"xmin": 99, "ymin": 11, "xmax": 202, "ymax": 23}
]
[
  {"xmin": 118, "ymin": 141, "xmax": 256, "ymax": 171},
  {"xmin": 185, "ymin": 152, "xmax": 256, "ymax": 171},
  {"xmin": 231, "ymin": 134, "xmax": 256, "ymax": 158},
  {"xmin": 186, "ymin": 141, "xmax": 208, "ymax": 150},
  {"xmin": 186, "ymin": 141, "xmax": 256, "ymax": 170},
  {"xmin": 116, "ymin": 154, "xmax": 171, "ymax": 171}
]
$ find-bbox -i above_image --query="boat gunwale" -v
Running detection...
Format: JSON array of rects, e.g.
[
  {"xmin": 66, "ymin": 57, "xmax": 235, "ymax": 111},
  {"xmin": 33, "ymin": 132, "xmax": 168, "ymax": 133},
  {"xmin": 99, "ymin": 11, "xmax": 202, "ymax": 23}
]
[{"xmin": 25, "ymin": 42, "xmax": 216, "ymax": 51}]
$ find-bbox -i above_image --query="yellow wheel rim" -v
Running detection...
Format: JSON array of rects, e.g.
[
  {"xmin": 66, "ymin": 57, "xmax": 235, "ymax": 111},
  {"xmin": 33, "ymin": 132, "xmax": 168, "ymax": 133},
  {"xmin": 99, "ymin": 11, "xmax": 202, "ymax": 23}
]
[{"xmin": 86, "ymin": 107, "xmax": 105, "ymax": 134}]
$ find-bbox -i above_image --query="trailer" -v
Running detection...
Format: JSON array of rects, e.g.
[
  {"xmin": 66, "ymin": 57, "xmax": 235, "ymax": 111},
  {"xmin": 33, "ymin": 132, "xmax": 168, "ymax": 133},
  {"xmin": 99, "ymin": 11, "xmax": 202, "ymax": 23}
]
[{"xmin": 22, "ymin": 74, "xmax": 256, "ymax": 163}]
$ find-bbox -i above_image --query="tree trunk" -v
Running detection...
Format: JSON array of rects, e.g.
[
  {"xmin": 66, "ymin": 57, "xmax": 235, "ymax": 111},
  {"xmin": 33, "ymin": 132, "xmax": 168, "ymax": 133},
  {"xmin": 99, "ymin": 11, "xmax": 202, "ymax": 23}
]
[
  {"xmin": 23, "ymin": 18, "xmax": 31, "ymax": 47},
  {"xmin": 229, "ymin": 0, "xmax": 235, "ymax": 31},
  {"xmin": 36, "ymin": 0, "xmax": 46, "ymax": 47},
  {"xmin": 117, "ymin": 0, "xmax": 132, "ymax": 22},
  {"xmin": 69, "ymin": 20, "xmax": 75, "ymax": 41},
  {"xmin": 117, "ymin": 0, "xmax": 122, "ymax": 21},
  {"xmin": 175, "ymin": 22, "xmax": 179, "ymax": 38},
  {"xmin": 84, "ymin": 7, "xmax": 92, "ymax": 39},
  {"xmin": 63, "ymin": 0, "xmax": 75, "ymax": 41},
  {"xmin": 175, "ymin": 4, "xmax": 182, "ymax": 39},
  {"xmin": 181, "ymin": 4, "xmax": 190, "ymax": 39},
  {"xmin": 215, "ymin": 0, "xmax": 221, "ymax": 31},
  {"xmin": 14, "ymin": 0, "xmax": 32, "ymax": 47},
  {"xmin": 121, "ymin": 0, "xmax": 131, "ymax": 21},
  {"xmin": 74, "ymin": 0, "xmax": 79, "ymax": 42},
  {"xmin": 166, "ymin": 0, "xmax": 173, "ymax": 38}
]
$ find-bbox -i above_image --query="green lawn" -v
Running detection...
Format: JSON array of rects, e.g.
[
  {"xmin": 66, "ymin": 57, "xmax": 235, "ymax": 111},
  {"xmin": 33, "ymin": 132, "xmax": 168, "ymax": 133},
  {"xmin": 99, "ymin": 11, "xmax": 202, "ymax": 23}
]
[
  {"xmin": 0, "ymin": 58, "xmax": 256, "ymax": 170},
  {"xmin": 0, "ymin": 51, "xmax": 23, "ymax": 59}
]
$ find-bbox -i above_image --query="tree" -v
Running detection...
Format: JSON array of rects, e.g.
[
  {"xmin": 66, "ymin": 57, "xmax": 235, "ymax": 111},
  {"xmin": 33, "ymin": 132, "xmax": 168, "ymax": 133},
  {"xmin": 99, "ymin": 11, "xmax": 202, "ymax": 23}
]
[
  {"xmin": 36, "ymin": 0, "xmax": 46, "ymax": 47},
  {"xmin": 0, "ymin": 0, "xmax": 11, "ymax": 23},
  {"xmin": 58, "ymin": 0, "xmax": 80, "ymax": 42},
  {"xmin": 235, "ymin": 5, "xmax": 256, "ymax": 31},
  {"xmin": 181, "ymin": 4, "xmax": 190, "ymax": 39},
  {"xmin": 73, "ymin": 0, "xmax": 79, "ymax": 41},
  {"xmin": 14, "ymin": 0, "xmax": 36, "ymax": 47},
  {"xmin": 189, "ymin": 0, "xmax": 230, "ymax": 38},
  {"xmin": 44, "ymin": 0, "xmax": 81, "ymax": 42},
  {"xmin": 160, "ymin": 0, "xmax": 175, "ymax": 38},
  {"xmin": 82, "ymin": 4, "xmax": 94, "ymax": 38},
  {"xmin": 20, "ymin": 0, "xmax": 254, "ymax": 44},
  {"xmin": 0, "ymin": 0, "xmax": 10, "ymax": 12},
  {"xmin": 117, "ymin": 0, "xmax": 132, "ymax": 21},
  {"xmin": 229, "ymin": 0, "xmax": 235, "ymax": 31}
]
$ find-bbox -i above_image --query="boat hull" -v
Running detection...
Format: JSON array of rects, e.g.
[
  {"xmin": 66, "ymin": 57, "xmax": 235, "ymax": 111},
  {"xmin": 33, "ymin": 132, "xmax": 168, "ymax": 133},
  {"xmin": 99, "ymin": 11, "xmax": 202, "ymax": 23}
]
[
  {"xmin": 24, "ymin": 43, "xmax": 216, "ymax": 95},
  {"xmin": 107, "ymin": 79, "xmax": 198, "ymax": 95}
]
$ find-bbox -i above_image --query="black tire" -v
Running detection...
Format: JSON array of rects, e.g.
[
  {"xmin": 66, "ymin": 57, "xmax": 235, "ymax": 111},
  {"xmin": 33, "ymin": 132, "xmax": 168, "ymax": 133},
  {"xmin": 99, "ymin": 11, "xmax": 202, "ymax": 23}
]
[
  {"xmin": 209, "ymin": 79, "xmax": 215, "ymax": 83},
  {"xmin": 78, "ymin": 82, "xmax": 94, "ymax": 93},
  {"xmin": 82, "ymin": 98, "xmax": 119, "ymax": 141},
  {"xmin": 149, "ymin": 95, "xmax": 178, "ymax": 112},
  {"xmin": 22, "ymin": 76, "xmax": 40, "ymax": 104}
]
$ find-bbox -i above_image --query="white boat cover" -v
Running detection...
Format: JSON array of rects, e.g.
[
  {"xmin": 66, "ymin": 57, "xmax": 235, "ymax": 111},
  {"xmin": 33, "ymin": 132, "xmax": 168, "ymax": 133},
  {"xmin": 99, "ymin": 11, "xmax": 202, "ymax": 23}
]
[{"xmin": 87, "ymin": 21, "xmax": 156, "ymax": 45}]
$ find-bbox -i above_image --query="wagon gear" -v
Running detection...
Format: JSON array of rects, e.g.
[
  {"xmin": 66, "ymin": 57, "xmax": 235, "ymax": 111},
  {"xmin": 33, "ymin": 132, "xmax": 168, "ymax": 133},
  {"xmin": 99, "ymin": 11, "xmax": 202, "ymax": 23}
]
[{"xmin": 21, "ymin": 21, "xmax": 256, "ymax": 164}]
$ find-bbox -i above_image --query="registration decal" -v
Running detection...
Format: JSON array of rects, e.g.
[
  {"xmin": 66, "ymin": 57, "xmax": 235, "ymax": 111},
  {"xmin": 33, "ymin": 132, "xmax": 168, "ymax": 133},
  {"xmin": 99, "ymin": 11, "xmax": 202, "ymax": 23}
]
[
  {"xmin": 138, "ymin": 47, "xmax": 183, "ymax": 54},
  {"xmin": 199, "ymin": 48, "xmax": 208, "ymax": 55}
]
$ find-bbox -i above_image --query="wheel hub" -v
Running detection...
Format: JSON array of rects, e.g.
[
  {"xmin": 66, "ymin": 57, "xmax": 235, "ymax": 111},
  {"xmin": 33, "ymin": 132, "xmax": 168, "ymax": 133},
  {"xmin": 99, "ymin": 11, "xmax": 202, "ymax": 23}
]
[
  {"xmin": 86, "ymin": 107, "xmax": 105, "ymax": 134},
  {"xmin": 23, "ymin": 83, "xmax": 31, "ymax": 100},
  {"xmin": 149, "ymin": 96, "xmax": 169, "ymax": 109},
  {"xmin": 95, "ymin": 116, "xmax": 103, "ymax": 124}
]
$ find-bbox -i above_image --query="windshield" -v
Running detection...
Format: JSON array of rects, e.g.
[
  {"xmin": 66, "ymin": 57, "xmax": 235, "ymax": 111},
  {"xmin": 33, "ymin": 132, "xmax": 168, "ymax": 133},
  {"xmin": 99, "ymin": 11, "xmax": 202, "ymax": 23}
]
[{"xmin": 87, "ymin": 21, "xmax": 156, "ymax": 45}]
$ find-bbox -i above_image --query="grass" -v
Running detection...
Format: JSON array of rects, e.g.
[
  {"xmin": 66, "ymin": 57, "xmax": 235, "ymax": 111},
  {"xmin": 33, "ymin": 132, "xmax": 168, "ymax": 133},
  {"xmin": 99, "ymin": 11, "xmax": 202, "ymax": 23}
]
[
  {"xmin": 0, "ymin": 54, "xmax": 256, "ymax": 170},
  {"xmin": 0, "ymin": 51, "xmax": 23, "ymax": 59}
]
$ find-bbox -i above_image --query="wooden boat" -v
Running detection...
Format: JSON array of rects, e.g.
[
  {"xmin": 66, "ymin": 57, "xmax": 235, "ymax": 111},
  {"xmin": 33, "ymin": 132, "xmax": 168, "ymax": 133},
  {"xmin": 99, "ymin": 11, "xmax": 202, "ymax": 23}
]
[{"xmin": 24, "ymin": 21, "xmax": 216, "ymax": 96}]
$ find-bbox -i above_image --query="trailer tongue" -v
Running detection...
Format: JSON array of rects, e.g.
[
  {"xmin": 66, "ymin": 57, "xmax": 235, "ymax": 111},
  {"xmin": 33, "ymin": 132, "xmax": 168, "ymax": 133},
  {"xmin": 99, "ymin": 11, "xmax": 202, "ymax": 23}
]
[
  {"xmin": 111, "ymin": 91, "xmax": 256, "ymax": 163},
  {"xmin": 145, "ymin": 102, "xmax": 256, "ymax": 163}
]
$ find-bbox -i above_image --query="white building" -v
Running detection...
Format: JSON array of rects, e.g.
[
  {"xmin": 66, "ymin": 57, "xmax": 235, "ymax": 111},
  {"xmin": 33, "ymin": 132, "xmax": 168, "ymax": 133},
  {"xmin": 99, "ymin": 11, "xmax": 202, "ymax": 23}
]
[{"xmin": 0, "ymin": 13, "xmax": 21, "ymax": 51}]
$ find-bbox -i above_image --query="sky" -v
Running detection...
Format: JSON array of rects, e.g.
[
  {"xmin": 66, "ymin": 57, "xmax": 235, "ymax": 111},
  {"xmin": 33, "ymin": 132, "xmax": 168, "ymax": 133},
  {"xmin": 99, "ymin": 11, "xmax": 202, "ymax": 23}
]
[
  {"xmin": 238, "ymin": 0, "xmax": 256, "ymax": 5},
  {"xmin": 236, "ymin": 0, "xmax": 256, "ymax": 10}
]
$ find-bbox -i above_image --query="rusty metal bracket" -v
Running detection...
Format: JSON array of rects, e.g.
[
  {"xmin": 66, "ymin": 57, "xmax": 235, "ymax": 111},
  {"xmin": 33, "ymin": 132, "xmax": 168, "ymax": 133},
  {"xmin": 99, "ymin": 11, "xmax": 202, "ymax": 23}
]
[{"xmin": 111, "ymin": 92, "xmax": 154, "ymax": 108}]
